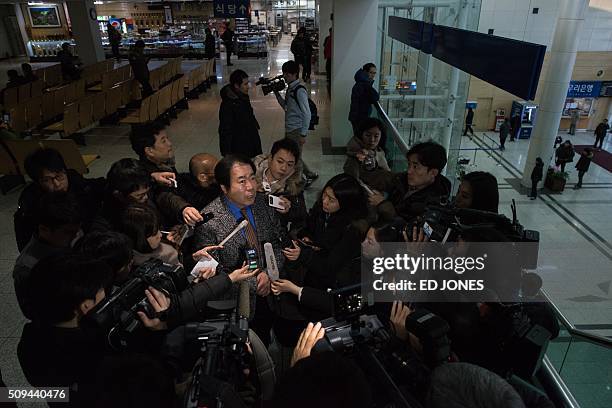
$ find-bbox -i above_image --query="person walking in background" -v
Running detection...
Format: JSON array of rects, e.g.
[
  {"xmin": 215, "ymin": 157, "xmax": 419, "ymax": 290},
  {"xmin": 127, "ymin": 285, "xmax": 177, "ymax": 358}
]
[
  {"xmin": 568, "ymin": 108, "xmax": 580, "ymax": 135},
  {"xmin": 510, "ymin": 113, "xmax": 521, "ymax": 141},
  {"xmin": 529, "ymin": 157, "xmax": 544, "ymax": 200},
  {"xmin": 498, "ymin": 117, "xmax": 510, "ymax": 151},
  {"xmin": 463, "ymin": 107, "xmax": 475, "ymax": 137},
  {"xmin": 219, "ymin": 70, "xmax": 262, "ymax": 158},
  {"xmin": 221, "ymin": 24, "xmax": 234, "ymax": 66},
  {"xmin": 128, "ymin": 40, "xmax": 153, "ymax": 97},
  {"xmin": 574, "ymin": 148, "xmax": 594, "ymax": 189},
  {"xmin": 204, "ymin": 28, "xmax": 216, "ymax": 60},
  {"xmin": 57, "ymin": 42, "xmax": 81, "ymax": 81},
  {"xmin": 348, "ymin": 63, "xmax": 379, "ymax": 136},
  {"xmin": 555, "ymin": 140, "xmax": 575, "ymax": 173},
  {"xmin": 593, "ymin": 119, "xmax": 609, "ymax": 151},
  {"xmin": 302, "ymin": 31, "xmax": 313, "ymax": 82},
  {"xmin": 323, "ymin": 28, "xmax": 332, "ymax": 83},
  {"xmin": 107, "ymin": 23, "xmax": 122, "ymax": 62}
]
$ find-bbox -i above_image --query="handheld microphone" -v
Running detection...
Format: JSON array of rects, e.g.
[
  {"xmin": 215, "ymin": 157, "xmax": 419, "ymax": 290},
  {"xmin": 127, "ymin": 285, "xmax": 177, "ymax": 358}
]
[
  {"xmin": 264, "ymin": 242, "xmax": 279, "ymax": 281},
  {"xmin": 219, "ymin": 219, "xmax": 248, "ymax": 246},
  {"xmin": 238, "ymin": 281, "xmax": 250, "ymax": 318}
]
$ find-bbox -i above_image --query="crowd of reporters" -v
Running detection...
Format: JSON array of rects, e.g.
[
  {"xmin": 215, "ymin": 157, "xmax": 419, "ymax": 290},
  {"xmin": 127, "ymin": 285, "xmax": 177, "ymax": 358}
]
[{"xmin": 8, "ymin": 64, "xmax": 560, "ymax": 408}]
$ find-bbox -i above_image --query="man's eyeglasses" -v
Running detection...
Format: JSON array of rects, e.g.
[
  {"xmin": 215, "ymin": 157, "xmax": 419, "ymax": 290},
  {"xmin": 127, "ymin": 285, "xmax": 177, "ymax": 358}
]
[{"xmin": 40, "ymin": 172, "xmax": 67, "ymax": 184}]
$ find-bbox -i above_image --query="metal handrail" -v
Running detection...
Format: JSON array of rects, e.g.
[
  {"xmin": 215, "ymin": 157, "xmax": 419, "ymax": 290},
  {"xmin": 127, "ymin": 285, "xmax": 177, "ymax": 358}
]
[
  {"xmin": 540, "ymin": 289, "xmax": 612, "ymax": 348},
  {"xmin": 537, "ymin": 356, "xmax": 582, "ymax": 408},
  {"xmin": 374, "ymin": 101, "xmax": 410, "ymax": 154}
]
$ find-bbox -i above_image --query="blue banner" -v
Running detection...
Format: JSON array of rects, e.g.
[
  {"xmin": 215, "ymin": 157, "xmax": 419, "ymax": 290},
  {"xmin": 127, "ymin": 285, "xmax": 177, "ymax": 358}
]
[
  {"xmin": 567, "ymin": 81, "xmax": 602, "ymax": 98},
  {"xmin": 213, "ymin": 0, "xmax": 250, "ymax": 18}
]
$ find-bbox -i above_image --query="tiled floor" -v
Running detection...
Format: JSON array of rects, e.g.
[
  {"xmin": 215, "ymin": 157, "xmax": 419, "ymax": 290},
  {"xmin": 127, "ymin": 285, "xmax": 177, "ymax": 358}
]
[{"xmin": 1, "ymin": 36, "xmax": 611, "ymax": 407}]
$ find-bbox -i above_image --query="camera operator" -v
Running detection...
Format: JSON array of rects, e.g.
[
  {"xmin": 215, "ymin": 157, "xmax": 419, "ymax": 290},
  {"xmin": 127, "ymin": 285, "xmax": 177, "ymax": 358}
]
[
  {"xmin": 369, "ymin": 141, "xmax": 450, "ymax": 222},
  {"xmin": 17, "ymin": 253, "xmax": 169, "ymax": 407},
  {"xmin": 14, "ymin": 148, "xmax": 104, "ymax": 251},
  {"xmin": 219, "ymin": 69, "xmax": 263, "ymax": 158},
  {"xmin": 13, "ymin": 191, "xmax": 83, "ymax": 319},
  {"xmin": 194, "ymin": 155, "xmax": 293, "ymax": 345},
  {"xmin": 253, "ymin": 138, "xmax": 307, "ymax": 230},
  {"xmin": 271, "ymin": 323, "xmax": 373, "ymax": 408},
  {"xmin": 274, "ymin": 61, "xmax": 318, "ymax": 183},
  {"xmin": 130, "ymin": 121, "xmax": 203, "ymax": 227}
]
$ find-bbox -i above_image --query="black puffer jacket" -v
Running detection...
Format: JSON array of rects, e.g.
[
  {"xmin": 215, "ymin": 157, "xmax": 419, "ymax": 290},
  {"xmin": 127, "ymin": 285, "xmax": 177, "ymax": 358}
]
[
  {"xmin": 14, "ymin": 169, "xmax": 105, "ymax": 251},
  {"xmin": 348, "ymin": 69, "xmax": 380, "ymax": 124},
  {"xmin": 378, "ymin": 172, "xmax": 452, "ymax": 222},
  {"xmin": 218, "ymin": 84, "xmax": 262, "ymax": 158}
]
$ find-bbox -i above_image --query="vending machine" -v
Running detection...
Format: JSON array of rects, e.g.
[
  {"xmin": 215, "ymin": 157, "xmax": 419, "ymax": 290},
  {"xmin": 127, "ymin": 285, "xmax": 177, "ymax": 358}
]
[{"xmin": 511, "ymin": 101, "xmax": 538, "ymax": 139}]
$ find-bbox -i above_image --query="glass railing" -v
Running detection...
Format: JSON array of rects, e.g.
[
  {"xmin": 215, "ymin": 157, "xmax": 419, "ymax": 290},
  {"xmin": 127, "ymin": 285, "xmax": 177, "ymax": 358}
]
[
  {"xmin": 373, "ymin": 101, "xmax": 408, "ymax": 172},
  {"xmin": 540, "ymin": 290, "xmax": 612, "ymax": 408}
]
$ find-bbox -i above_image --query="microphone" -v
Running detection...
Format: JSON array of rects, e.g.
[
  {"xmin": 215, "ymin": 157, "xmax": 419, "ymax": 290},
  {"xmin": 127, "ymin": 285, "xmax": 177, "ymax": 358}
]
[
  {"xmin": 238, "ymin": 281, "xmax": 250, "ymax": 318},
  {"xmin": 264, "ymin": 242, "xmax": 279, "ymax": 281},
  {"xmin": 219, "ymin": 219, "xmax": 249, "ymax": 246}
]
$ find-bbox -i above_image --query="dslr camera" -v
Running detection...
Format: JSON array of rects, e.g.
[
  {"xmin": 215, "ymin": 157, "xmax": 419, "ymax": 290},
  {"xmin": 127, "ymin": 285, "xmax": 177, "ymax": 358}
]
[{"xmin": 255, "ymin": 75, "xmax": 286, "ymax": 95}]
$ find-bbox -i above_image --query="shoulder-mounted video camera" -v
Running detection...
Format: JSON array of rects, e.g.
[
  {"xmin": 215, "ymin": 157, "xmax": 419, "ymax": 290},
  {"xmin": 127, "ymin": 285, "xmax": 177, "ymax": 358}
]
[
  {"xmin": 255, "ymin": 75, "xmax": 285, "ymax": 95},
  {"xmin": 82, "ymin": 258, "xmax": 186, "ymax": 347}
]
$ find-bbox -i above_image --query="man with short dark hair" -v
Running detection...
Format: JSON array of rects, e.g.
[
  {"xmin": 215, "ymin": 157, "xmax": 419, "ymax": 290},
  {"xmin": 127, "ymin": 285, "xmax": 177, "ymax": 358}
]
[
  {"xmin": 219, "ymin": 69, "xmax": 262, "ymax": 158},
  {"xmin": 221, "ymin": 24, "xmax": 235, "ymax": 66},
  {"xmin": 17, "ymin": 253, "xmax": 170, "ymax": 407},
  {"xmin": 193, "ymin": 154, "xmax": 294, "ymax": 345},
  {"xmin": 13, "ymin": 191, "xmax": 83, "ymax": 319},
  {"xmin": 253, "ymin": 138, "xmax": 306, "ymax": 229},
  {"xmin": 349, "ymin": 63, "xmax": 380, "ymax": 136},
  {"xmin": 593, "ymin": 118, "xmax": 609, "ymax": 150},
  {"xmin": 130, "ymin": 121, "xmax": 203, "ymax": 226},
  {"xmin": 14, "ymin": 148, "xmax": 104, "ymax": 251},
  {"xmin": 275, "ymin": 60, "xmax": 317, "ymax": 183},
  {"xmin": 21, "ymin": 63, "xmax": 38, "ymax": 83},
  {"xmin": 370, "ymin": 141, "xmax": 451, "ymax": 221},
  {"xmin": 76, "ymin": 230, "xmax": 134, "ymax": 284}
]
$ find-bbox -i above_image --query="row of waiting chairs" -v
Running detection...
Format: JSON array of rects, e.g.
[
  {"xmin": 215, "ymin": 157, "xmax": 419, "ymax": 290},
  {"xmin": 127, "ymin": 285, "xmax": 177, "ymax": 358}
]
[
  {"xmin": 122, "ymin": 77, "xmax": 186, "ymax": 125},
  {"xmin": 81, "ymin": 59, "xmax": 115, "ymax": 87},
  {"xmin": 6, "ymin": 79, "xmax": 88, "ymax": 133},
  {"xmin": 43, "ymin": 79, "xmax": 139, "ymax": 138},
  {"xmin": 31, "ymin": 64, "xmax": 63, "ymax": 89},
  {"xmin": 184, "ymin": 58, "xmax": 216, "ymax": 94},
  {"xmin": 149, "ymin": 57, "xmax": 183, "ymax": 91},
  {"xmin": 89, "ymin": 64, "xmax": 133, "ymax": 92}
]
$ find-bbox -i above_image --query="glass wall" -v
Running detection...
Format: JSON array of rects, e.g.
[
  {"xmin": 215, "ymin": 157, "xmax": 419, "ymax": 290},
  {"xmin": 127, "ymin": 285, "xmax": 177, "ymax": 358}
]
[{"xmin": 376, "ymin": 0, "xmax": 482, "ymax": 189}]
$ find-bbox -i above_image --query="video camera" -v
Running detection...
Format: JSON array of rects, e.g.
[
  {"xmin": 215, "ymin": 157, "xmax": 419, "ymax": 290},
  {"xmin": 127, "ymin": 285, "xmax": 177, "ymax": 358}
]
[
  {"xmin": 183, "ymin": 300, "xmax": 251, "ymax": 408},
  {"xmin": 83, "ymin": 258, "xmax": 186, "ymax": 347},
  {"xmin": 313, "ymin": 285, "xmax": 450, "ymax": 408},
  {"xmin": 419, "ymin": 199, "xmax": 540, "ymax": 269},
  {"xmin": 255, "ymin": 75, "xmax": 285, "ymax": 96}
]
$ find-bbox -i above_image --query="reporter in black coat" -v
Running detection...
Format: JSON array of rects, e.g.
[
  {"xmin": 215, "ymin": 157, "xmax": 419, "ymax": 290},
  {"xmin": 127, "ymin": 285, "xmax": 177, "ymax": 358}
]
[
  {"xmin": 273, "ymin": 174, "xmax": 369, "ymax": 328},
  {"xmin": 218, "ymin": 70, "xmax": 262, "ymax": 158}
]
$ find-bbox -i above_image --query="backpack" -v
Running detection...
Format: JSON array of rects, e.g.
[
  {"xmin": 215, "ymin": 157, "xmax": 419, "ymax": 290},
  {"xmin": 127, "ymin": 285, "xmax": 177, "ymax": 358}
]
[{"xmin": 290, "ymin": 85, "xmax": 319, "ymax": 130}]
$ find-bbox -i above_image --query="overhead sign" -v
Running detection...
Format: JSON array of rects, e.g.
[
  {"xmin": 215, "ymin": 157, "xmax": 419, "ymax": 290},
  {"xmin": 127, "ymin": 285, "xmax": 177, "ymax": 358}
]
[
  {"xmin": 213, "ymin": 0, "xmax": 250, "ymax": 18},
  {"xmin": 567, "ymin": 81, "xmax": 602, "ymax": 98},
  {"xmin": 599, "ymin": 81, "xmax": 612, "ymax": 97}
]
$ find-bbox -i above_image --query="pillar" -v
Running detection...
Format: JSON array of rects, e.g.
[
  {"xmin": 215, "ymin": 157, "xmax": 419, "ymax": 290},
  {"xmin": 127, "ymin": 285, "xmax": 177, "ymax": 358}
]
[
  {"xmin": 65, "ymin": 0, "xmax": 105, "ymax": 65},
  {"xmin": 317, "ymin": 0, "xmax": 332, "ymax": 75},
  {"xmin": 521, "ymin": 0, "xmax": 589, "ymax": 187},
  {"xmin": 331, "ymin": 0, "xmax": 379, "ymax": 147}
]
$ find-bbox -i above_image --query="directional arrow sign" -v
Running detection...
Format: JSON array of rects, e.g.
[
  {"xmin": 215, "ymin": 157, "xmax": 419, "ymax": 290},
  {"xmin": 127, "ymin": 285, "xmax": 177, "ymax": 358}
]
[{"xmin": 214, "ymin": 0, "xmax": 251, "ymax": 19}]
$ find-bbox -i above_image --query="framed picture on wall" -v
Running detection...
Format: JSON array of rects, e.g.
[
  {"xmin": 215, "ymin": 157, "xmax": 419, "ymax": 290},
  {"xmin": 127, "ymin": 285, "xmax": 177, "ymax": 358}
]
[{"xmin": 28, "ymin": 5, "xmax": 61, "ymax": 28}]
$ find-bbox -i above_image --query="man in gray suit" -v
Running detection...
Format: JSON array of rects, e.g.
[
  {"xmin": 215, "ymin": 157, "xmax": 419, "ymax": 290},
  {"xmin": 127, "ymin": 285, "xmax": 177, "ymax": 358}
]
[{"xmin": 193, "ymin": 155, "xmax": 296, "ymax": 345}]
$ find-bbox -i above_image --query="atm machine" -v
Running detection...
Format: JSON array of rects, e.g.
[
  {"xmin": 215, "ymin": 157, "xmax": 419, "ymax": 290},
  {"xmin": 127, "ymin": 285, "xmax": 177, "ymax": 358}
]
[{"xmin": 511, "ymin": 101, "xmax": 538, "ymax": 139}]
